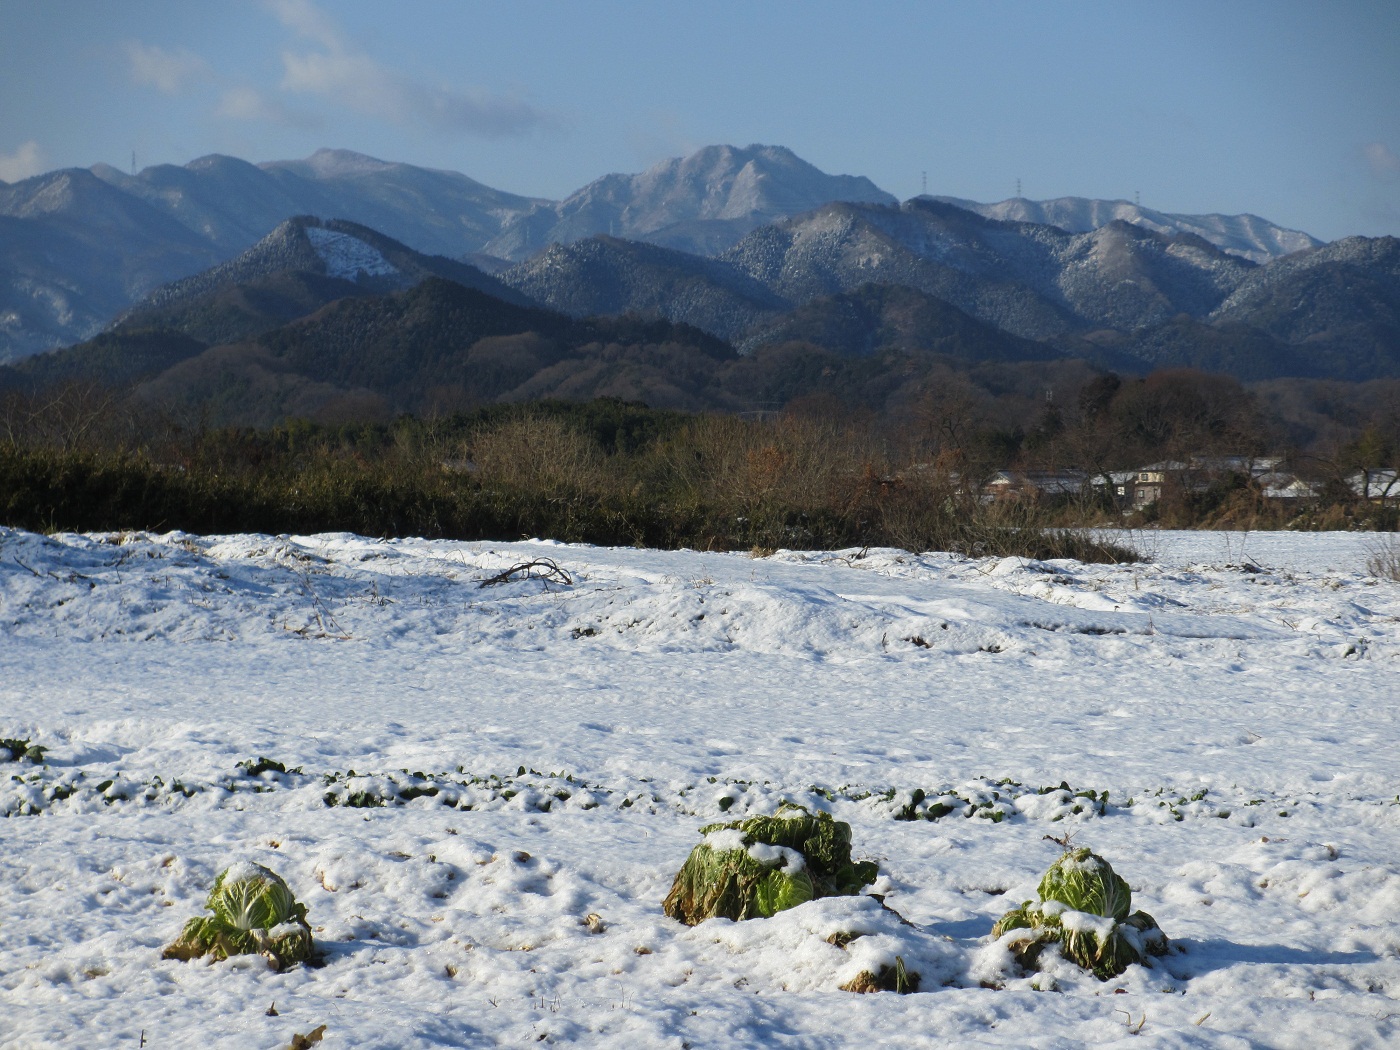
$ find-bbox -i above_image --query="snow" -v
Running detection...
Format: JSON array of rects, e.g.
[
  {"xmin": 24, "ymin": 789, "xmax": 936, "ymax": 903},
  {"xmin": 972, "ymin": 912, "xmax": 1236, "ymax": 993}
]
[
  {"xmin": 304, "ymin": 226, "xmax": 398, "ymax": 281},
  {"xmin": 746, "ymin": 842, "xmax": 805, "ymax": 872},
  {"xmin": 1055, "ymin": 908, "xmax": 1116, "ymax": 942},
  {"xmin": 931, "ymin": 195, "xmax": 1323, "ymax": 264},
  {"xmin": 221, "ymin": 859, "xmax": 270, "ymax": 884},
  {"xmin": 1, "ymin": 526, "xmax": 1398, "ymax": 1048},
  {"xmin": 702, "ymin": 828, "xmax": 749, "ymax": 852}
]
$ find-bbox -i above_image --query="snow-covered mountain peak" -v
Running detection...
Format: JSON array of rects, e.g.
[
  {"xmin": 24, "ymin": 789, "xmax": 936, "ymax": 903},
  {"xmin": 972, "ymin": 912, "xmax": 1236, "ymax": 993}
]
[
  {"xmin": 485, "ymin": 144, "xmax": 898, "ymax": 260},
  {"xmin": 631, "ymin": 143, "xmax": 894, "ymax": 217},
  {"xmin": 266, "ymin": 148, "xmax": 401, "ymax": 180}
]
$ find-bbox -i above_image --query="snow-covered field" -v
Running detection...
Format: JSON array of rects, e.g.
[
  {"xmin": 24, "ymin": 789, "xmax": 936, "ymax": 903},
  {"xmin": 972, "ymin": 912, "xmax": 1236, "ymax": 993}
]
[{"xmin": 2, "ymin": 526, "xmax": 1397, "ymax": 1049}]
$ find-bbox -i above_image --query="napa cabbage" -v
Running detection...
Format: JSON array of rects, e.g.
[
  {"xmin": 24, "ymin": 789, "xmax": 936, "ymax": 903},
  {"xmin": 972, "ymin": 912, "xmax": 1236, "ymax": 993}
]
[
  {"xmin": 663, "ymin": 806, "xmax": 878, "ymax": 925},
  {"xmin": 163, "ymin": 861, "xmax": 315, "ymax": 970},
  {"xmin": 992, "ymin": 847, "xmax": 1168, "ymax": 980},
  {"xmin": 1037, "ymin": 847, "xmax": 1133, "ymax": 920}
]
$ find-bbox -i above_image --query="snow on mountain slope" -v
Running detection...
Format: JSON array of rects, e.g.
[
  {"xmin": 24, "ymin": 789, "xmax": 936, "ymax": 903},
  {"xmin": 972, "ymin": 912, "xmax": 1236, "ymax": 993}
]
[
  {"xmin": 500, "ymin": 234, "xmax": 789, "ymax": 341},
  {"xmin": 487, "ymin": 145, "xmax": 898, "ymax": 260},
  {"xmin": 119, "ymin": 216, "xmax": 532, "ymax": 338},
  {"xmin": 267, "ymin": 148, "xmax": 406, "ymax": 180},
  {"xmin": 931, "ymin": 195, "xmax": 1322, "ymax": 264},
  {"xmin": 724, "ymin": 199, "xmax": 1254, "ymax": 339},
  {"xmin": 304, "ymin": 226, "xmax": 398, "ymax": 280},
  {"xmin": 2, "ymin": 527, "xmax": 1398, "ymax": 1048}
]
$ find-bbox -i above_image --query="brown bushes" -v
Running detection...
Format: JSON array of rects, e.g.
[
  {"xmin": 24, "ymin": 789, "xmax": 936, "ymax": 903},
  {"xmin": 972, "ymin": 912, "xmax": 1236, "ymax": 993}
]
[{"xmin": 0, "ymin": 396, "xmax": 1136, "ymax": 562}]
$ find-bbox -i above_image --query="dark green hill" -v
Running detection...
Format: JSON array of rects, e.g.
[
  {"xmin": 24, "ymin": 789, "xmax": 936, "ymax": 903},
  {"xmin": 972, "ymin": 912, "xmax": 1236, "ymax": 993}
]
[
  {"xmin": 1077, "ymin": 318, "xmax": 1318, "ymax": 382},
  {"xmin": 5, "ymin": 328, "xmax": 207, "ymax": 391},
  {"xmin": 130, "ymin": 278, "xmax": 739, "ymax": 424},
  {"xmin": 738, "ymin": 282, "xmax": 1060, "ymax": 361},
  {"xmin": 116, "ymin": 216, "xmax": 534, "ymax": 345}
]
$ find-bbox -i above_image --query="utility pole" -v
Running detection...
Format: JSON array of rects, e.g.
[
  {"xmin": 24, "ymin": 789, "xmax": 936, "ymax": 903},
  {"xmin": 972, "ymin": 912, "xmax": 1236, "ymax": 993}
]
[
  {"xmin": 1016, "ymin": 177, "xmax": 1022, "ymax": 199},
  {"xmin": 131, "ymin": 150, "xmax": 136, "ymax": 176},
  {"xmin": 921, "ymin": 171, "xmax": 927, "ymax": 196}
]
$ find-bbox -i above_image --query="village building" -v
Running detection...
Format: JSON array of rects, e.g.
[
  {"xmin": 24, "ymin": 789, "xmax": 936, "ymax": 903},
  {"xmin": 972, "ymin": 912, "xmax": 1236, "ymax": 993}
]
[
  {"xmin": 982, "ymin": 469, "xmax": 1089, "ymax": 503},
  {"xmin": 1129, "ymin": 457, "xmax": 1287, "ymax": 510},
  {"xmin": 978, "ymin": 457, "xmax": 1330, "ymax": 513},
  {"xmin": 1350, "ymin": 468, "xmax": 1400, "ymax": 505}
]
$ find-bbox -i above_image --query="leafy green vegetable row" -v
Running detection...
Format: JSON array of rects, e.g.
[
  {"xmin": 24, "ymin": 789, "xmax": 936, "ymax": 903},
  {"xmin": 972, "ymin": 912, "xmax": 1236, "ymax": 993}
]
[{"xmin": 2, "ymin": 744, "xmax": 1318, "ymax": 828}]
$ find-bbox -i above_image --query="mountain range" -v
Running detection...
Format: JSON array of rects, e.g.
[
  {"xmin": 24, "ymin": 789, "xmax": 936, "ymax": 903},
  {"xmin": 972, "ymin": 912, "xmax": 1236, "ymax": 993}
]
[
  {"xmin": 2, "ymin": 142, "xmax": 1397, "ymax": 430},
  {"xmin": 1, "ymin": 143, "xmax": 1332, "ymax": 364},
  {"xmin": 930, "ymin": 195, "xmax": 1322, "ymax": 264},
  {"xmin": 119, "ymin": 215, "xmax": 531, "ymax": 347},
  {"xmin": 501, "ymin": 197, "xmax": 1398, "ymax": 380},
  {"xmin": 0, "ymin": 215, "xmax": 1084, "ymax": 425},
  {"xmin": 3, "ymin": 197, "xmax": 1394, "ymax": 430}
]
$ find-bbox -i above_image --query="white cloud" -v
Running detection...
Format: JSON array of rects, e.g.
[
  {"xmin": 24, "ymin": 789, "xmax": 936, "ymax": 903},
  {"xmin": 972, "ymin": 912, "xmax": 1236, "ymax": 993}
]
[
  {"xmin": 125, "ymin": 40, "xmax": 213, "ymax": 95},
  {"xmin": 269, "ymin": 0, "xmax": 551, "ymax": 137},
  {"xmin": 216, "ymin": 85, "xmax": 269, "ymax": 121},
  {"xmin": 426, "ymin": 88, "xmax": 553, "ymax": 138},
  {"xmin": 0, "ymin": 141, "xmax": 45, "ymax": 183},
  {"xmin": 265, "ymin": 0, "xmax": 342, "ymax": 50},
  {"xmin": 278, "ymin": 46, "xmax": 400, "ymax": 120},
  {"xmin": 216, "ymin": 85, "xmax": 319, "ymax": 129},
  {"xmin": 1362, "ymin": 142, "xmax": 1400, "ymax": 180}
]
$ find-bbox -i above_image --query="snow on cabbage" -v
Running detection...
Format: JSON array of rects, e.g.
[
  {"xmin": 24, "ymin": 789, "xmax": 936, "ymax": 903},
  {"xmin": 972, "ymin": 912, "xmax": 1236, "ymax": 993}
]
[
  {"xmin": 663, "ymin": 806, "xmax": 878, "ymax": 925},
  {"xmin": 988, "ymin": 846, "xmax": 1168, "ymax": 980},
  {"xmin": 162, "ymin": 861, "xmax": 315, "ymax": 970}
]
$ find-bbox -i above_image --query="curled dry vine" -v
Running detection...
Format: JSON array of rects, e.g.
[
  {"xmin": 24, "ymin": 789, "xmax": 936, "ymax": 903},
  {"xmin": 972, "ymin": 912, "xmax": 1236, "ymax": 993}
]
[{"xmin": 479, "ymin": 558, "xmax": 573, "ymax": 589}]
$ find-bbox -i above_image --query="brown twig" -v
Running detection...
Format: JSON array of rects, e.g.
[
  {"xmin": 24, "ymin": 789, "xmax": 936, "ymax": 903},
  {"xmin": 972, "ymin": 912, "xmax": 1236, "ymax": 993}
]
[{"xmin": 479, "ymin": 558, "xmax": 573, "ymax": 588}]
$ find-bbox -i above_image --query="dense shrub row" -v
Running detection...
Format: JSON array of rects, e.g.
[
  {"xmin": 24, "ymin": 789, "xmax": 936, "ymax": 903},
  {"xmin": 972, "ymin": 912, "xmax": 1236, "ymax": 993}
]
[{"xmin": 0, "ymin": 398, "xmax": 1134, "ymax": 562}]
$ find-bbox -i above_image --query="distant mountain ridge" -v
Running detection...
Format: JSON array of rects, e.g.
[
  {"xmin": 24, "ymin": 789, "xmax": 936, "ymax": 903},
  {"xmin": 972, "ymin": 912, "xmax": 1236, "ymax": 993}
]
[
  {"xmin": 501, "ymin": 235, "xmax": 789, "ymax": 342},
  {"xmin": 489, "ymin": 198, "xmax": 1398, "ymax": 379},
  {"xmin": 931, "ymin": 194, "xmax": 1322, "ymax": 264},
  {"xmin": 719, "ymin": 197, "xmax": 1262, "ymax": 340},
  {"xmin": 0, "ymin": 167, "xmax": 219, "ymax": 359},
  {"xmin": 483, "ymin": 144, "xmax": 896, "ymax": 260},
  {"xmin": 0, "ymin": 144, "xmax": 1333, "ymax": 362},
  {"xmin": 7, "ymin": 204, "xmax": 1400, "ymax": 431},
  {"xmin": 93, "ymin": 149, "xmax": 546, "ymax": 259},
  {"xmin": 112, "ymin": 216, "xmax": 533, "ymax": 349}
]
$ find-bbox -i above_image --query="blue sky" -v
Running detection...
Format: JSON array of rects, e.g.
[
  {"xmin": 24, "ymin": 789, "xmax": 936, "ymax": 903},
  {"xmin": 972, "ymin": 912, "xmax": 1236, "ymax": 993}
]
[{"xmin": 3, "ymin": 0, "xmax": 1398, "ymax": 241}]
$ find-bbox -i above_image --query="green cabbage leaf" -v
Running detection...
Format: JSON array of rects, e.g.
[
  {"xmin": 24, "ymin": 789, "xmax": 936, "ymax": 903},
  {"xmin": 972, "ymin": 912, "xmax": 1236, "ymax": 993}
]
[
  {"xmin": 992, "ymin": 848, "xmax": 1168, "ymax": 980},
  {"xmin": 1037, "ymin": 847, "xmax": 1133, "ymax": 919},
  {"xmin": 163, "ymin": 861, "xmax": 315, "ymax": 970},
  {"xmin": 663, "ymin": 807, "xmax": 876, "ymax": 925}
]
